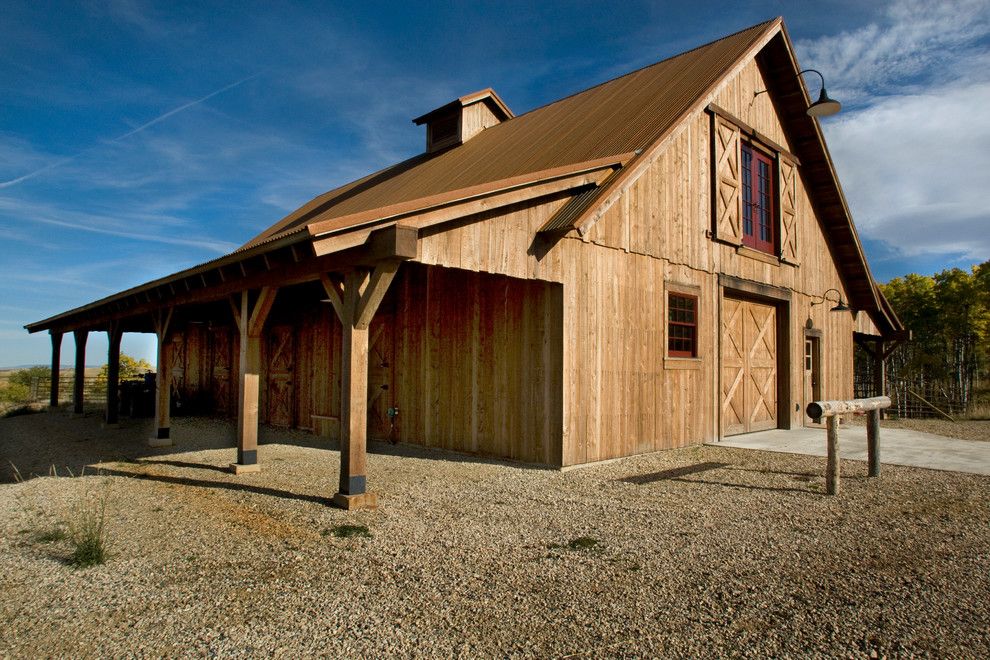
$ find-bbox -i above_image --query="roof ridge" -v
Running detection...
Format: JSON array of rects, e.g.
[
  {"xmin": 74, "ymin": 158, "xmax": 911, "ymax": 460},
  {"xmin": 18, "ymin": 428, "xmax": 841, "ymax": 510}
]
[{"xmin": 506, "ymin": 18, "xmax": 779, "ymax": 123}]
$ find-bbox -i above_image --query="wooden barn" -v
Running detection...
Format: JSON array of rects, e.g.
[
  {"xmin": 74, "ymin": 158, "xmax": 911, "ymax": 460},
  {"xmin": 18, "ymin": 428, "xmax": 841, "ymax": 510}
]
[{"xmin": 27, "ymin": 18, "xmax": 906, "ymax": 508}]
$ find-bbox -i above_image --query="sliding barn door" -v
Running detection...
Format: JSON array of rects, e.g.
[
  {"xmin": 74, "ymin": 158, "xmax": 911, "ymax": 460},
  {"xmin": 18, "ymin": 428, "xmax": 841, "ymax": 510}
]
[{"xmin": 721, "ymin": 297, "xmax": 778, "ymax": 436}]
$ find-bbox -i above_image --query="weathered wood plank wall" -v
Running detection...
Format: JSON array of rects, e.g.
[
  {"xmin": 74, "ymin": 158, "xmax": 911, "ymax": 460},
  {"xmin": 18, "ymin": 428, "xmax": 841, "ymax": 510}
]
[{"xmin": 162, "ymin": 56, "xmax": 875, "ymax": 469}]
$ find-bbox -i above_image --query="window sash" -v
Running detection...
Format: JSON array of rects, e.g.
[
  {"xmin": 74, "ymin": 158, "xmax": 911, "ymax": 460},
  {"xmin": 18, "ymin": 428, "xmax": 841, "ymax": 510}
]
[
  {"xmin": 667, "ymin": 293, "xmax": 698, "ymax": 358},
  {"xmin": 741, "ymin": 144, "xmax": 776, "ymax": 254}
]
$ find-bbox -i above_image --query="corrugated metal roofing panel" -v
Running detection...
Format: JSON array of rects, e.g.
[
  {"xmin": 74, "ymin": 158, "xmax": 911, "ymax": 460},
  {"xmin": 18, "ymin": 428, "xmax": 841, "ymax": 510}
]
[{"xmin": 242, "ymin": 19, "xmax": 776, "ymax": 250}]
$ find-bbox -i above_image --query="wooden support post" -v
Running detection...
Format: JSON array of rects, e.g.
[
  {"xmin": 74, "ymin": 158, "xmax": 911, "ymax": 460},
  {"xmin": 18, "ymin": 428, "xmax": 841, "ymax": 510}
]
[
  {"xmin": 150, "ymin": 308, "xmax": 173, "ymax": 446},
  {"xmin": 866, "ymin": 409, "xmax": 880, "ymax": 478},
  {"xmin": 324, "ymin": 262, "xmax": 401, "ymax": 510},
  {"xmin": 72, "ymin": 329, "xmax": 87, "ymax": 415},
  {"xmin": 231, "ymin": 287, "xmax": 277, "ymax": 474},
  {"xmin": 826, "ymin": 416, "xmax": 840, "ymax": 496},
  {"xmin": 105, "ymin": 321, "xmax": 122, "ymax": 426},
  {"xmin": 49, "ymin": 331, "xmax": 62, "ymax": 408},
  {"xmin": 873, "ymin": 341, "xmax": 886, "ymax": 420}
]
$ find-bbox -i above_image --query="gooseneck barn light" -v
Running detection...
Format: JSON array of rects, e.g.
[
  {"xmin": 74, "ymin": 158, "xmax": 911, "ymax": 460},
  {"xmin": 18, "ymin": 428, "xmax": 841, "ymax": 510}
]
[
  {"xmin": 800, "ymin": 69, "xmax": 842, "ymax": 117},
  {"xmin": 754, "ymin": 68, "xmax": 842, "ymax": 118},
  {"xmin": 812, "ymin": 288, "xmax": 851, "ymax": 313}
]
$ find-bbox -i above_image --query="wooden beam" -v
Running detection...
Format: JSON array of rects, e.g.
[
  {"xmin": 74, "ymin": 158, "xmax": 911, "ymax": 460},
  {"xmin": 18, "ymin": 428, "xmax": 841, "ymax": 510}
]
[
  {"xmin": 231, "ymin": 287, "xmax": 277, "ymax": 474},
  {"xmin": 150, "ymin": 312, "xmax": 172, "ymax": 447},
  {"xmin": 307, "ymin": 157, "xmax": 629, "ymax": 240},
  {"xmin": 248, "ymin": 286, "xmax": 278, "ymax": 338},
  {"xmin": 355, "ymin": 262, "xmax": 399, "ymax": 330},
  {"xmin": 228, "ymin": 296, "xmax": 242, "ymax": 332},
  {"xmin": 328, "ymin": 260, "xmax": 404, "ymax": 510},
  {"xmin": 72, "ymin": 329, "xmax": 87, "ymax": 415},
  {"xmin": 826, "ymin": 416, "xmax": 840, "ymax": 496},
  {"xmin": 319, "ymin": 273, "xmax": 344, "ymax": 322},
  {"xmin": 105, "ymin": 321, "xmax": 122, "ymax": 426},
  {"xmin": 49, "ymin": 331, "xmax": 62, "ymax": 408},
  {"xmin": 334, "ymin": 269, "xmax": 373, "ymax": 508}
]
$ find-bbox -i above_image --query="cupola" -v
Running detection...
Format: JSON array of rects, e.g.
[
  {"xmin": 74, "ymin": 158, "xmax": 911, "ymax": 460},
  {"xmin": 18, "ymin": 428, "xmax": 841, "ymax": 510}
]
[{"xmin": 413, "ymin": 88, "xmax": 513, "ymax": 154}]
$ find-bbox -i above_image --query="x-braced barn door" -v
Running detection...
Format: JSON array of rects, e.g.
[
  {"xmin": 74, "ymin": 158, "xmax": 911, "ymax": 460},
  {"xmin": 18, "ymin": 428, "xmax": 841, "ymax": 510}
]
[
  {"xmin": 167, "ymin": 334, "xmax": 186, "ymax": 412},
  {"xmin": 266, "ymin": 325, "xmax": 294, "ymax": 427},
  {"xmin": 209, "ymin": 326, "xmax": 233, "ymax": 415},
  {"xmin": 367, "ymin": 312, "xmax": 394, "ymax": 441},
  {"xmin": 721, "ymin": 297, "xmax": 778, "ymax": 436}
]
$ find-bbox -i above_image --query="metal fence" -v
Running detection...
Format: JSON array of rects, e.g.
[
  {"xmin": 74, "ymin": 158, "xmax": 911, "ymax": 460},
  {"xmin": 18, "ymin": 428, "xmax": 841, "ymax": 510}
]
[{"xmin": 20, "ymin": 376, "xmax": 109, "ymax": 404}]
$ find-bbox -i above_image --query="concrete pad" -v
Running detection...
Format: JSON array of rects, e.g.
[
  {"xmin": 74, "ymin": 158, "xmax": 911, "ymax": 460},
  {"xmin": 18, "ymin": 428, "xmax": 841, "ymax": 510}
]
[{"xmin": 710, "ymin": 426, "xmax": 990, "ymax": 476}]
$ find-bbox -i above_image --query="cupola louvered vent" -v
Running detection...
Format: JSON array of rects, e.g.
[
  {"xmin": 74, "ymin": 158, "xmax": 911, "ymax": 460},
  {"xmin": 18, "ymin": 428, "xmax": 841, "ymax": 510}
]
[{"xmin": 413, "ymin": 88, "xmax": 513, "ymax": 154}]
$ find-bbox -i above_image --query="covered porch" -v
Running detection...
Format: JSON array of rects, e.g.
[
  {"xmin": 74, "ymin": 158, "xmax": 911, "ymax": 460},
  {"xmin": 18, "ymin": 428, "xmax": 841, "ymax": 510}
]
[{"xmin": 26, "ymin": 225, "xmax": 419, "ymax": 509}]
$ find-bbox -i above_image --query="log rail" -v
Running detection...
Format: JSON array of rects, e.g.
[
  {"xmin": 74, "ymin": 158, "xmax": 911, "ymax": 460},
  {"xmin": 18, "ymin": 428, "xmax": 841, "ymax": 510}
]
[{"xmin": 805, "ymin": 396, "xmax": 892, "ymax": 495}]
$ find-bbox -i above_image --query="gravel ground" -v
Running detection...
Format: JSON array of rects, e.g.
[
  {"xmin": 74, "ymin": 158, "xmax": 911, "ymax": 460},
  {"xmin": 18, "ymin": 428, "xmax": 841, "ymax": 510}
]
[
  {"xmin": 844, "ymin": 416, "xmax": 990, "ymax": 443},
  {"xmin": 2, "ymin": 409, "xmax": 989, "ymax": 658}
]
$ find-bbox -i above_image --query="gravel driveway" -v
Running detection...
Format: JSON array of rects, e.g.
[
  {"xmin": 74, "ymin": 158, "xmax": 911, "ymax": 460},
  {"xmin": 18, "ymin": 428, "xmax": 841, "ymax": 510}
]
[{"xmin": 2, "ymin": 410, "xmax": 988, "ymax": 657}]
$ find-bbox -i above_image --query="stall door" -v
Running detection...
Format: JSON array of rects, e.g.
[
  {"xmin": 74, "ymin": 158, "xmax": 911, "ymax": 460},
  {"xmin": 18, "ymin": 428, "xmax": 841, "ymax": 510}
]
[
  {"xmin": 803, "ymin": 336, "xmax": 823, "ymax": 426},
  {"xmin": 266, "ymin": 325, "xmax": 295, "ymax": 427},
  {"xmin": 209, "ymin": 327, "xmax": 233, "ymax": 415},
  {"xmin": 722, "ymin": 297, "xmax": 778, "ymax": 436}
]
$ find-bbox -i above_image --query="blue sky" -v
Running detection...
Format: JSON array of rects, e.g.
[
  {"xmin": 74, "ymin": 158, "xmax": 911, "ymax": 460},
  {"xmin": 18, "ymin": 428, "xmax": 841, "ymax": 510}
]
[{"xmin": 2, "ymin": 0, "xmax": 989, "ymax": 367}]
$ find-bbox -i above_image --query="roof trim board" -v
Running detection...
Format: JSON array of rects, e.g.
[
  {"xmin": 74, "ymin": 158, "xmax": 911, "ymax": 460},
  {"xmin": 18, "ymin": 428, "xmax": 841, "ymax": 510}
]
[
  {"xmin": 571, "ymin": 18, "xmax": 783, "ymax": 238},
  {"xmin": 308, "ymin": 153, "xmax": 632, "ymax": 239}
]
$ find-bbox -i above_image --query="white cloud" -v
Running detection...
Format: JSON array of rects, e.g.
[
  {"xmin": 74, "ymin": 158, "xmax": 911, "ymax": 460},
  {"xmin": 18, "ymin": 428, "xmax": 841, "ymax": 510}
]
[
  {"xmin": 797, "ymin": 0, "xmax": 990, "ymax": 103},
  {"xmin": 0, "ymin": 196, "xmax": 237, "ymax": 253},
  {"xmin": 798, "ymin": 0, "xmax": 990, "ymax": 265}
]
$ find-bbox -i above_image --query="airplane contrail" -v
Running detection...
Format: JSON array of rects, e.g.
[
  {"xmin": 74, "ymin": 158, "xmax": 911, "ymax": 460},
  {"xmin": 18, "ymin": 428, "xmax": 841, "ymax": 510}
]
[{"xmin": 0, "ymin": 72, "xmax": 262, "ymax": 190}]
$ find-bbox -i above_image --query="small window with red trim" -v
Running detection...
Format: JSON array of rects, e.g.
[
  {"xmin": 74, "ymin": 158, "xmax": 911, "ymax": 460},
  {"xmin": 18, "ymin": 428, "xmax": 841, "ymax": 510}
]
[
  {"xmin": 741, "ymin": 143, "xmax": 776, "ymax": 254},
  {"xmin": 667, "ymin": 293, "xmax": 698, "ymax": 358}
]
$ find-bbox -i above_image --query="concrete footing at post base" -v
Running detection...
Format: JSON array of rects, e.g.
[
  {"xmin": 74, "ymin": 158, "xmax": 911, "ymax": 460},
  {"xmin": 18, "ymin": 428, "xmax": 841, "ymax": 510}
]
[{"xmin": 332, "ymin": 492, "xmax": 378, "ymax": 510}]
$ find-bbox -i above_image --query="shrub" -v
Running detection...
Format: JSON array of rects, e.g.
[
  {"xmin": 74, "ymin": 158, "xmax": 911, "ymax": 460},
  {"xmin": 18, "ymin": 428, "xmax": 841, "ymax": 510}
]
[{"xmin": 67, "ymin": 484, "xmax": 110, "ymax": 568}]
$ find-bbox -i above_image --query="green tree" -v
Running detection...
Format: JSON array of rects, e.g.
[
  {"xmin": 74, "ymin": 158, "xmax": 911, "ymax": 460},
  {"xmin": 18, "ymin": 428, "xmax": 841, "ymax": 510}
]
[
  {"xmin": 8, "ymin": 366, "xmax": 52, "ymax": 387},
  {"xmin": 1, "ymin": 366, "xmax": 52, "ymax": 403},
  {"xmin": 880, "ymin": 259, "xmax": 990, "ymax": 412},
  {"xmin": 88, "ymin": 354, "xmax": 153, "ymax": 399}
]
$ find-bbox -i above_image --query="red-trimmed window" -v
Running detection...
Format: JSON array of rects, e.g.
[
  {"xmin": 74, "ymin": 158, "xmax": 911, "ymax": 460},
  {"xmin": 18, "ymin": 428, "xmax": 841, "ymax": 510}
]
[
  {"xmin": 741, "ymin": 143, "xmax": 776, "ymax": 254},
  {"xmin": 668, "ymin": 293, "xmax": 698, "ymax": 358}
]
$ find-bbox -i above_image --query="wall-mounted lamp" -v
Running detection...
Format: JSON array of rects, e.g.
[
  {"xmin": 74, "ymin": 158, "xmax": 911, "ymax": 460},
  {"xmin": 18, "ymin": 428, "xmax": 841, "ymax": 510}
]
[
  {"xmin": 811, "ymin": 288, "xmax": 850, "ymax": 312},
  {"xmin": 800, "ymin": 69, "xmax": 842, "ymax": 117},
  {"xmin": 754, "ymin": 68, "xmax": 842, "ymax": 118}
]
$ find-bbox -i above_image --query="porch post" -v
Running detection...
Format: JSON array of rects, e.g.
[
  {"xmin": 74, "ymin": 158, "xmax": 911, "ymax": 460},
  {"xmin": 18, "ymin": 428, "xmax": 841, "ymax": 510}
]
[
  {"xmin": 322, "ymin": 262, "xmax": 400, "ymax": 510},
  {"xmin": 72, "ymin": 329, "xmax": 87, "ymax": 415},
  {"xmin": 150, "ymin": 308, "xmax": 173, "ymax": 447},
  {"xmin": 339, "ymin": 270, "xmax": 370, "ymax": 500},
  {"xmin": 105, "ymin": 321, "xmax": 122, "ymax": 425},
  {"xmin": 232, "ymin": 287, "xmax": 277, "ymax": 474},
  {"xmin": 49, "ymin": 331, "xmax": 62, "ymax": 408}
]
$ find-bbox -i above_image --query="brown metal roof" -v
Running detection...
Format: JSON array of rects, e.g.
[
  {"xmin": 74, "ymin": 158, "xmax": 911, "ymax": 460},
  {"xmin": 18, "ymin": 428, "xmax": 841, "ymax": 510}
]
[
  {"xmin": 26, "ymin": 17, "xmax": 902, "ymax": 339},
  {"xmin": 242, "ymin": 19, "xmax": 777, "ymax": 250}
]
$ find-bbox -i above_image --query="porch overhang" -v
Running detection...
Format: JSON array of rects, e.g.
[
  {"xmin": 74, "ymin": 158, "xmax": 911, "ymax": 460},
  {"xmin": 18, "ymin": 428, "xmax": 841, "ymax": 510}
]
[{"xmin": 25, "ymin": 224, "xmax": 418, "ymax": 336}]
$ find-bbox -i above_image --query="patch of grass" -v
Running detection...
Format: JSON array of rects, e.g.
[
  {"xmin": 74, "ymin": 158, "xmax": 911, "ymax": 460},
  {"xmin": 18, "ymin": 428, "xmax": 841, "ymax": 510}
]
[
  {"xmin": 33, "ymin": 527, "xmax": 67, "ymax": 544},
  {"xmin": 66, "ymin": 482, "xmax": 110, "ymax": 569},
  {"xmin": 328, "ymin": 524, "xmax": 371, "ymax": 539},
  {"xmin": 548, "ymin": 536, "xmax": 602, "ymax": 552},
  {"xmin": 567, "ymin": 536, "xmax": 600, "ymax": 551}
]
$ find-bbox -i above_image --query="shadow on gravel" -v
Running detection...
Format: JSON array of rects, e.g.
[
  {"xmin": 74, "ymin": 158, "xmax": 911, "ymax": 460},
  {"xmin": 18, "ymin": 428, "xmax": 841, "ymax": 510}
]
[
  {"xmin": 135, "ymin": 458, "xmax": 232, "ymax": 474},
  {"xmin": 96, "ymin": 468, "xmax": 331, "ymax": 506},
  {"xmin": 621, "ymin": 461, "xmax": 729, "ymax": 484},
  {"xmin": 620, "ymin": 461, "xmax": 817, "ymax": 495}
]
